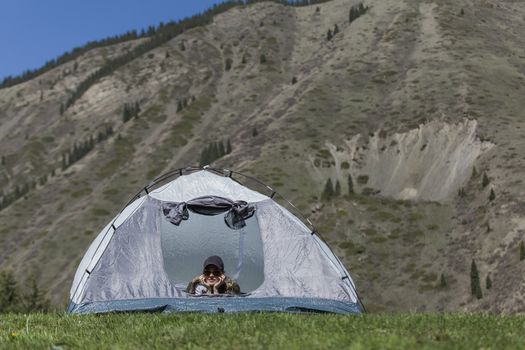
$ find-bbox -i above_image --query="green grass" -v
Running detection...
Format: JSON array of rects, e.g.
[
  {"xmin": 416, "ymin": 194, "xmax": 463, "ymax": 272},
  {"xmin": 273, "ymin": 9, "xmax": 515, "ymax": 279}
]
[{"xmin": 1, "ymin": 313, "xmax": 525, "ymax": 349}]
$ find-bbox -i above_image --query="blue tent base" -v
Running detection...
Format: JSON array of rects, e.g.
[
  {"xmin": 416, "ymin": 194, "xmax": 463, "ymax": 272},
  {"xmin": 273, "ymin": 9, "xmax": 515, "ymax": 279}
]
[{"xmin": 68, "ymin": 297, "xmax": 361, "ymax": 315}]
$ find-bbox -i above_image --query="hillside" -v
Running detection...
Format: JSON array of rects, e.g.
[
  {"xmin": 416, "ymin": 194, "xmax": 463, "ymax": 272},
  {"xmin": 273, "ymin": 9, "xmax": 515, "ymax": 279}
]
[{"xmin": 1, "ymin": 0, "xmax": 525, "ymax": 313}]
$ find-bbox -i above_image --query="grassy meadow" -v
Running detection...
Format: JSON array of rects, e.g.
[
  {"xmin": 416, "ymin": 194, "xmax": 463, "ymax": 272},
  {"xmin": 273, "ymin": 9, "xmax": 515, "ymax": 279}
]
[{"xmin": 1, "ymin": 313, "xmax": 524, "ymax": 349}]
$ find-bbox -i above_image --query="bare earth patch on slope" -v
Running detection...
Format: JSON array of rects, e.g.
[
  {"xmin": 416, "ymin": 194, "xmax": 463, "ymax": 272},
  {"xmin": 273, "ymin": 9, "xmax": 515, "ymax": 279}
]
[{"xmin": 314, "ymin": 119, "xmax": 494, "ymax": 202}]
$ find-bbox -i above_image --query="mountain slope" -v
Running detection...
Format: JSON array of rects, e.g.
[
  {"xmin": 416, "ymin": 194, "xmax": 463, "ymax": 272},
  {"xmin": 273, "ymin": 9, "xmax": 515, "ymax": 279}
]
[{"xmin": 1, "ymin": 0, "xmax": 525, "ymax": 312}]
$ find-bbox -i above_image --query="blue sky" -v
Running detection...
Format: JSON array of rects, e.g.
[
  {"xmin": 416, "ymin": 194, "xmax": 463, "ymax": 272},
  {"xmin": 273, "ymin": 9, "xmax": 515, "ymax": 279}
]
[{"xmin": 0, "ymin": 0, "xmax": 226, "ymax": 80}]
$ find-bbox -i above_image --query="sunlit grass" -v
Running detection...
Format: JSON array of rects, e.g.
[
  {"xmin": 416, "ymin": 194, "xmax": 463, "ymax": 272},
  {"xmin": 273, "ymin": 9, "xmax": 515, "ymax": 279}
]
[{"xmin": 1, "ymin": 313, "xmax": 524, "ymax": 349}]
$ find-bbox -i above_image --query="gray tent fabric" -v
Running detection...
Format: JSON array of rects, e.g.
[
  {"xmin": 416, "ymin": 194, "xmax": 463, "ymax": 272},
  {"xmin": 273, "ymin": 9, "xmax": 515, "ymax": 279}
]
[
  {"xmin": 83, "ymin": 197, "xmax": 181, "ymax": 302},
  {"xmin": 248, "ymin": 200, "xmax": 351, "ymax": 301},
  {"xmin": 162, "ymin": 196, "xmax": 255, "ymax": 229},
  {"xmin": 69, "ymin": 170, "xmax": 361, "ymax": 314}
]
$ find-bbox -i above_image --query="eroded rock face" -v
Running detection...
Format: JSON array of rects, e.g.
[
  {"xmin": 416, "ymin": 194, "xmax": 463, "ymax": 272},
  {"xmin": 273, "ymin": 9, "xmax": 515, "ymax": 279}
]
[{"xmin": 326, "ymin": 119, "xmax": 494, "ymax": 202}]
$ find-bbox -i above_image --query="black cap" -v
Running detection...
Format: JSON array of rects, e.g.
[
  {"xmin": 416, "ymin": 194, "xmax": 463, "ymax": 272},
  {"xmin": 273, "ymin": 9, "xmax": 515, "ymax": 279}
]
[{"xmin": 203, "ymin": 255, "xmax": 224, "ymax": 271}]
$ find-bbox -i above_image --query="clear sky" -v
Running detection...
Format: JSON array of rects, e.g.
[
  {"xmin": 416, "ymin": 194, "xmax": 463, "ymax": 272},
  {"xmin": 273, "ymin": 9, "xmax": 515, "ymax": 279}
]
[{"xmin": 0, "ymin": 0, "xmax": 226, "ymax": 81}]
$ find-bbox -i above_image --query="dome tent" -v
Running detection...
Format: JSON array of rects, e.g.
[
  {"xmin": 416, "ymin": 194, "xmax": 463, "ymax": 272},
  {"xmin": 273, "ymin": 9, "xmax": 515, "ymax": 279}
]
[{"xmin": 68, "ymin": 167, "xmax": 364, "ymax": 314}]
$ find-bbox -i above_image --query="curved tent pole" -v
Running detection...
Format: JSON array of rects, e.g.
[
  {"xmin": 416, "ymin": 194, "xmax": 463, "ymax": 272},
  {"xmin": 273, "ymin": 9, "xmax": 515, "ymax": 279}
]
[{"xmin": 74, "ymin": 165, "xmax": 366, "ymax": 312}]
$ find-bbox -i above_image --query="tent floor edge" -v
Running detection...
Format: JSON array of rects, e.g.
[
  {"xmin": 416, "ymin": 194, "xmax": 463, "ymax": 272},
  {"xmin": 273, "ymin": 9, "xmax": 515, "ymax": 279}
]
[{"xmin": 67, "ymin": 297, "xmax": 362, "ymax": 315}]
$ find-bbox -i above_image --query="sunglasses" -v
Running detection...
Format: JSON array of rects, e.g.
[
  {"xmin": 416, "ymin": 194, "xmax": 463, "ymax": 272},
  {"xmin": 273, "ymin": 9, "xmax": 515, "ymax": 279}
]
[{"xmin": 203, "ymin": 269, "xmax": 222, "ymax": 276}]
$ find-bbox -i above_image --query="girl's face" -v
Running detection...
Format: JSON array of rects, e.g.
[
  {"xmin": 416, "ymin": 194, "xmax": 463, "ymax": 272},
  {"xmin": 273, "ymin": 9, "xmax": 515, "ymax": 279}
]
[{"xmin": 203, "ymin": 265, "xmax": 223, "ymax": 285}]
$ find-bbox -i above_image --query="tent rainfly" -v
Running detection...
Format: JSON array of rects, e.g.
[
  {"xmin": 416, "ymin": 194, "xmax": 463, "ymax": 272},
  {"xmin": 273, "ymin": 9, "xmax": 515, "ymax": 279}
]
[{"xmin": 68, "ymin": 168, "xmax": 364, "ymax": 314}]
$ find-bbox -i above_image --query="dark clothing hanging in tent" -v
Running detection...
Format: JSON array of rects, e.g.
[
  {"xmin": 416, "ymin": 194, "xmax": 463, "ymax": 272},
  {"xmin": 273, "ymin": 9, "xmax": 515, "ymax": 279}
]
[{"xmin": 162, "ymin": 195, "xmax": 256, "ymax": 229}]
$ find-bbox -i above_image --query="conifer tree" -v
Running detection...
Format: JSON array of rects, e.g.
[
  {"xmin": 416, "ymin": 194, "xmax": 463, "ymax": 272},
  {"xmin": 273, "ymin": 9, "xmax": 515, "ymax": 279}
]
[
  {"xmin": 470, "ymin": 260, "xmax": 482, "ymax": 299},
  {"xmin": 472, "ymin": 166, "xmax": 478, "ymax": 178},
  {"xmin": 348, "ymin": 174, "xmax": 354, "ymax": 195},
  {"xmin": 23, "ymin": 276, "xmax": 50, "ymax": 312},
  {"xmin": 123, "ymin": 104, "xmax": 131, "ymax": 123},
  {"xmin": 200, "ymin": 146, "xmax": 210, "ymax": 167},
  {"xmin": 440, "ymin": 273, "xmax": 447, "ymax": 288},
  {"xmin": 489, "ymin": 188, "xmax": 495, "ymax": 202},
  {"xmin": 333, "ymin": 23, "xmax": 339, "ymax": 35},
  {"xmin": 327, "ymin": 28, "xmax": 333, "ymax": 41},
  {"xmin": 485, "ymin": 274, "xmax": 492, "ymax": 290},
  {"xmin": 0, "ymin": 270, "xmax": 21, "ymax": 312},
  {"xmin": 482, "ymin": 172, "xmax": 490, "ymax": 188},
  {"xmin": 225, "ymin": 58, "xmax": 233, "ymax": 71},
  {"xmin": 520, "ymin": 241, "xmax": 525, "ymax": 261},
  {"xmin": 349, "ymin": 7, "xmax": 358, "ymax": 22},
  {"xmin": 252, "ymin": 127, "xmax": 258, "ymax": 137},
  {"xmin": 62, "ymin": 153, "xmax": 68, "ymax": 170},
  {"xmin": 349, "ymin": 2, "xmax": 368, "ymax": 23},
  {"xmin": 321, "ymin": 178, "xmax": 334, "ymax": 201},
  {"xmin": 335, "ymin": 180, "xmax": 341, "ymax": 196},
  {"xmin": 134, "ymin": 101, "xmax": 141, "ymax": 117},
  {"xmin": 218, "ymin": 141, "xmax": 225, "ymax": 157},
  {"xmin": 209, "ymin": 143, "xmax": 219, "ymax": 162},
  {"xmin": 260, "ymin": 54, "xmax": 267, "ymax": 64}
]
